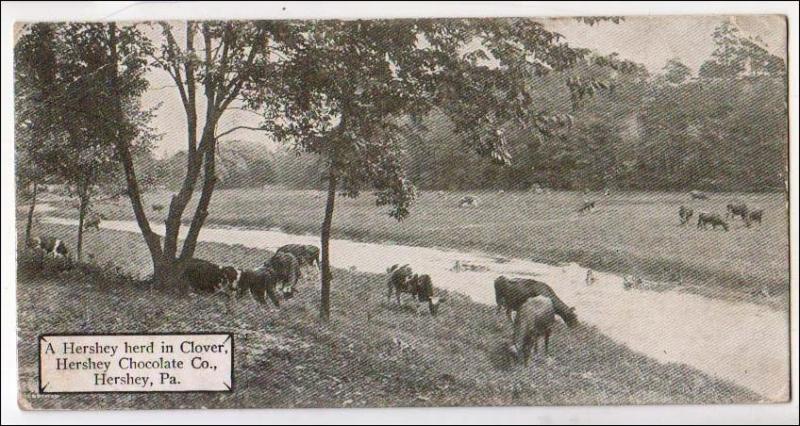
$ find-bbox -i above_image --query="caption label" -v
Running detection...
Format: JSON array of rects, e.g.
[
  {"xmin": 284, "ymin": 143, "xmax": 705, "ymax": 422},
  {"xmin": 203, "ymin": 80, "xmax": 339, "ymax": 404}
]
[{"xmin": 39, "ymin": 334, "xmax": 233, "ymax": 393}]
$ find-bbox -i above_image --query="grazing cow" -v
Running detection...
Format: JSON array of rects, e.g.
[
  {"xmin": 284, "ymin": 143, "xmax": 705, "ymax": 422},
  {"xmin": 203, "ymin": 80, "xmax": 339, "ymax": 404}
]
[
  {"xmin": 84, "ymin": 212, "xmax": 104, "ymax": 231},
  {"xmin": 726, "ymin": 203, "xmax": 749, "ymax": 221},
  {"xmin": 511, "ymin": 296, "xmax": 556, "ymax": 365},
  {"xmin": 386, "ymin": 264, "xmax": 444, "ymax": 316},
  {"xmin": 689, "ymin": 190, "xmax": 708, "ymax": 200},
  {"xmin": 224, "ymin": 265, "xmax": 282, "ymax": 307},
  {"xmin": 585, "ymin": 269, "xmax": 597, "ymax": 286},
  {"xmin": 30, "ymin": 236, "xmax": 69, "ymax": 259},
  {"xmin": 152, "ymin": 204, "xmax": 164, "ymax": 212},
  {"xmin": 697, "ymin": 212, "xmax": 729, "ymax": 231},
  {"xmin": 264, "ymin": 252, "xmax": 300, "ymax": 296},
  {"xmin": 276, "ymin": 244, "xmax": 320, "ymax": 269},
  {"xmin": 458, "ymin": 195, "xmax": 479, "ymax": 208},
  {"xmin": 494, "ymin": 276, "xmax": 578, "ymax": 327},
  {"xmin": 679, "ymin": 206, "xmax": 694, "ymax": 225},
  {"xmin": 603, "ymin": 188, "xmax": 611, "ymax": 196},
  {"xmin": 182, "ymin": 258, "xmax": 232, "ymax": 294},
  {"xmin": 577, "ymin": 200, "xmax": 596, "ymax": 214},
  {"xmin": 747, "ymin": 208, "xmax": 764, "ymax": 226}
]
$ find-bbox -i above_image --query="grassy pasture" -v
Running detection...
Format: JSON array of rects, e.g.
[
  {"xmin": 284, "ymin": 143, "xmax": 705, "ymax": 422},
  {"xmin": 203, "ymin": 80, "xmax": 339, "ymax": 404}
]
[
  {"xmin": 69, "ymin": 188, "xmax": 789, "ymax": 306},
  {"xmin": 17, "ymin": 223, "xmax": 760, "ymax": 409}
]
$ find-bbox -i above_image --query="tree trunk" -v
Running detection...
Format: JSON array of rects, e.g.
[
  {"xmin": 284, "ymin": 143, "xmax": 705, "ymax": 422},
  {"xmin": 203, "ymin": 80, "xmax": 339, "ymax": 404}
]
[
  {"xmin": 77, "ymin": 193, "xmax": 87, "ymax": 262},
  {"xmin": 109, "ymin": 22, "xmax": 166, "ymax": 283},
  {"xmin": 180, "ymin": 132, "xmax": 218, "ymax": 261},
  {"xmin": 319, "ymin": 167, "xmax": 337, "ymax": 321},
  {"xmin": 152, "ymin": 257, "xmax": 190, "ymax": 295},
  {"xmin": 24, "ymin": 182, "xmax": 38, "ymax": 246}
]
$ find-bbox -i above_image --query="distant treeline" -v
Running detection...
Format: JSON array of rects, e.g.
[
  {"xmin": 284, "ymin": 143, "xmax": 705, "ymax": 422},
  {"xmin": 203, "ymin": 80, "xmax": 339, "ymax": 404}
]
[
  {"xmin": 147, "ymin": 22, "xmax": 786, "ymax": 194},
  {"xmin": 148, "ymin": 73, "xmax": 786, "ymax": 193}
]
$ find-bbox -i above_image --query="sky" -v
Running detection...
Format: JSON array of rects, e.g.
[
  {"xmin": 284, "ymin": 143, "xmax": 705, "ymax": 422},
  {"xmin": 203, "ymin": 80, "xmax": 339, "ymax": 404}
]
[{"xmin": 140, "ymin": 15, "xmax": 787, "ymax": 158}]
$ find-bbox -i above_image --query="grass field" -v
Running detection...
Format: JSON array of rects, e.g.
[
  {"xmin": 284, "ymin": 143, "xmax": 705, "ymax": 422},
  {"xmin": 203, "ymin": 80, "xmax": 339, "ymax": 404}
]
[
  {"xmin": 59, "ymin": 187, "xmax": 789, "ymax": 307},
  {"xmin": 17, "ymin": 223, "xmax": 760, "ymax": 409}
]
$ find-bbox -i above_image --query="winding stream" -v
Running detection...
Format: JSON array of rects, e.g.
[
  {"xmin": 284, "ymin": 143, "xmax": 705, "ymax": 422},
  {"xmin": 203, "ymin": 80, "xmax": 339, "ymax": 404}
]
[{"xmin": 40, "ymin": 213, "xmax": 790, "ymax": 401}]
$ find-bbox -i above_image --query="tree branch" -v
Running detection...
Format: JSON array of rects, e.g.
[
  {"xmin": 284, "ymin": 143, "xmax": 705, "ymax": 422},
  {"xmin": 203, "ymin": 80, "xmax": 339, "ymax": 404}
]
[{"xmin": 215, "ymin": 125, "xmax": 267, "ymax": 139}]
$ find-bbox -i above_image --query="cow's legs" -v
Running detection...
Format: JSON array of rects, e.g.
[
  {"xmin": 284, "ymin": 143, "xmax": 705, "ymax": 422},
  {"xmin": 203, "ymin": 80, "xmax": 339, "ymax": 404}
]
[
  {"xmin": 523, "ymin": 335, "xmax": 533, "ymax": 366},
  {"xmin": 544, "ymin": 331, "xmax": 550, "ymax": 355}
]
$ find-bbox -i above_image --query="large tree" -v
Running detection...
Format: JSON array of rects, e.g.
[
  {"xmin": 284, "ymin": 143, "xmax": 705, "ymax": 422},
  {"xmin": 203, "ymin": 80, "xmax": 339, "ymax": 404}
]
[
  {"xmin": 14, "ymin": 24, "xmax": 58, "ymax": 245},
  {"xmin": 249, "ymin": 18, "xmax": 633, "ymax": 320},
  {"xmin": 16, "ymin": 23, "xmax": 152, "ymax": 260},
  {"xmin": 113, "ymin": 21, "xmax": 288, "ymax": 291}
]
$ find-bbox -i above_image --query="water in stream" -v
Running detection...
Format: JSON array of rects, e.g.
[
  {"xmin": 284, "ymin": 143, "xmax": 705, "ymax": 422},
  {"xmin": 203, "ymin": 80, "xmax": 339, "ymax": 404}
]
[{"xmin": 41, "ymin": 215, "xmax": 790, "ymax": 400}]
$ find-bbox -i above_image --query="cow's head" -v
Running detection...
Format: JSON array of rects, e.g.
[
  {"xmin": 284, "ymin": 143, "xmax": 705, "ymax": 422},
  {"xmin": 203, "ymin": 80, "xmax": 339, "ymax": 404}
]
[
  {"xmin": 563, "ymin": 306, "xmax": 579, "ymax": 328},
  {"xmin": 220, "ymin": 266, "xmax": 240, "ymax": 295}
]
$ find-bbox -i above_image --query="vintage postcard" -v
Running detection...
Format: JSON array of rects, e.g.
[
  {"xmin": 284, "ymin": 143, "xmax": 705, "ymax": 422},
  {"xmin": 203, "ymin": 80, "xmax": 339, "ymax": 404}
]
[{"xmin": 8, "ymin": 5, "xmax": 795, "ymax": 417}]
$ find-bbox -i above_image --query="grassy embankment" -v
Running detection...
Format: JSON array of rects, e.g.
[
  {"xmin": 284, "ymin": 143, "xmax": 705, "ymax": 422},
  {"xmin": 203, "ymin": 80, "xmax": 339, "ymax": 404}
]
[{"xmin": 17, "ymin": 222, "xmax": 760, "ymax": 409}]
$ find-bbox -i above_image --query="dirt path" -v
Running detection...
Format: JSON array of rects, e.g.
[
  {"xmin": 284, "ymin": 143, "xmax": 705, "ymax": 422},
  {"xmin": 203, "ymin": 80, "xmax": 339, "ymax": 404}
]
[{"xmin": 41, "ymin": 215, "xmax": 791, "ymax": 401}]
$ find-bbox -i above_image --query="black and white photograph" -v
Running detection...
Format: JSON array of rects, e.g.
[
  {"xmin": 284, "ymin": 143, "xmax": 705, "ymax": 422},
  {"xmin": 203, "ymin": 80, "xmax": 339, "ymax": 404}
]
[{"xmin": 2, "ymin": 1, "xmax": 797, "ymax": 423}]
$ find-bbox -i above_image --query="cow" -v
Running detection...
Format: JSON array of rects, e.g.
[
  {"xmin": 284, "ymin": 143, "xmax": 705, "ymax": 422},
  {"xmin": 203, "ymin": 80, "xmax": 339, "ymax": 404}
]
[
  {"xmin": 679, "ymin": 206, "xmax": 694, "ymax": 225},
  {"xmin": 689, "ymin": 190, "xmax": 709, "ymax": 200},
  {"xmin": 726, "ymin": 203, "xmax": 749, "ymax": 221},
  {"xmin": 30, "ymin": 236, "xmax": 69, "ymax": 259},
  {"xmin": 182, "ymin": 258, "xmax": 234, "ymax": 294},
  {"xmin": 264, "ymin": 252, "xmax": 301, "ymax": 297},
  {"xmin": 585, "ymin": 269, "xmax": 597, "ymax": 286},
  {"xmin": 276, "ymin": 244, "xmax": 320, "ymax": 269},
  {"xmin": 223, "ymin": 265, "xmax": 282, "ymax": 307},
  {"xmin": 494, "ymin": 276, "xmax": 578, "ymax": 327},
  {"xmin": 83, "ymin": 212, "xmax": 105, "ymax": 231},
  {"xmin": 458, "ymin": 196, "xmax": 479, "ymax": 208},
  {"xmin": 510, "ymin": 296, "xmax": 556, "ymax": 365},
  {"xmin": 152, "ymin": 204, "xmax": 165, "ymax": 212},
  {"xmin": 697, "ymin": 212, "xmax": 729, "ymax": 231},
  {"xmin": 747, "ymin": 208, "xmax": 764, "ymax": 226},
  {"xmin": 386, "ymin": 264, "xmax": 444, "ymax": 316},
  {"xmin": 577, "ymin": 200, "xmax": 596, "ymax": 214}
]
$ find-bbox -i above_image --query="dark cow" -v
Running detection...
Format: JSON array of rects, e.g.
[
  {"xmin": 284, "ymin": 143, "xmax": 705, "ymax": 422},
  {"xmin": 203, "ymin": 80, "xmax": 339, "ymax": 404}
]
[
  {"xmin": 679, "ymin": 206, "xmax": 694, "ymax": 225},
  {"xmin": 276, "ymin": 244, "xmax": 320, "ymax": 269},
  {"xmin": 511, "ymin": 296, "xmax": 556, "ymax": 365},
  {"xmin": 224, "ymin": 265, "xmax": 282, "ymax": 307},
  {"xmin": 494, "ymin": 276, "xmax": 578, "ymax": 327},
  {"xmin": 577, "ymin": 201, "xmax": 596, "ymax": 214},
  {"xmin": 386, "ymin": 264, "xmax": 444, "ymax": 316},
  {"xmin": 265, "ymin": 252, "xmax": 300, "ymax": 297},
  {"xmin": 689, "ymin": 190, "xmax": 708, "ymax": 200},
  {"xmin": 30, "ymin": 236, "xmax": 69, "ymax": 259},
  {"xmin": 182, "ymin": 258, "xmax": 233, "ymax": 294},
  {"xmin": 747, "ymin": 208, "xmax": 764, "ymax": 226},
  {"xmin": 726, "ymin": 203, "xmax": 749, "ymax": 221},
  {"xmin": 152, "ymin": 204, "xmax": 165, "ymax": 212},
  {"xmin": 697, "ymin": 212, "xmax": 729, "ymax": 231},
  {"xmin": 458, "ymin": 195, "xmax": 479, "ymax": 208},
  {"xmin": 84, "ymin": 212, "xmax": 105, "ymax": 231}
]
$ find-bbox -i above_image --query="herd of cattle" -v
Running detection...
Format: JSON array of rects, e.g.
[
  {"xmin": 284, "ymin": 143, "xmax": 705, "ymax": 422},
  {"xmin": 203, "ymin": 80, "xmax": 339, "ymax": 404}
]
[
  {"xmin": 679, "ymin": 202, "xmax": 764, "ymax": 231},
  {"xmin": 27, "ymin": 234, "xmax": 579, "ymax": 365},
  {"xmin": 25, "ymin": 189, "xmax": 767, "ymax": 366}
]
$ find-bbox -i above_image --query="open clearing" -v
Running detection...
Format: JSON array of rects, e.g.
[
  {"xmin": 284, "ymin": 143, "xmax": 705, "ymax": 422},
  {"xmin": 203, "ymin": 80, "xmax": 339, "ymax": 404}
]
[{"xmin": 17, "ymin": 223, "xmax": 763, "ymax": 409}]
